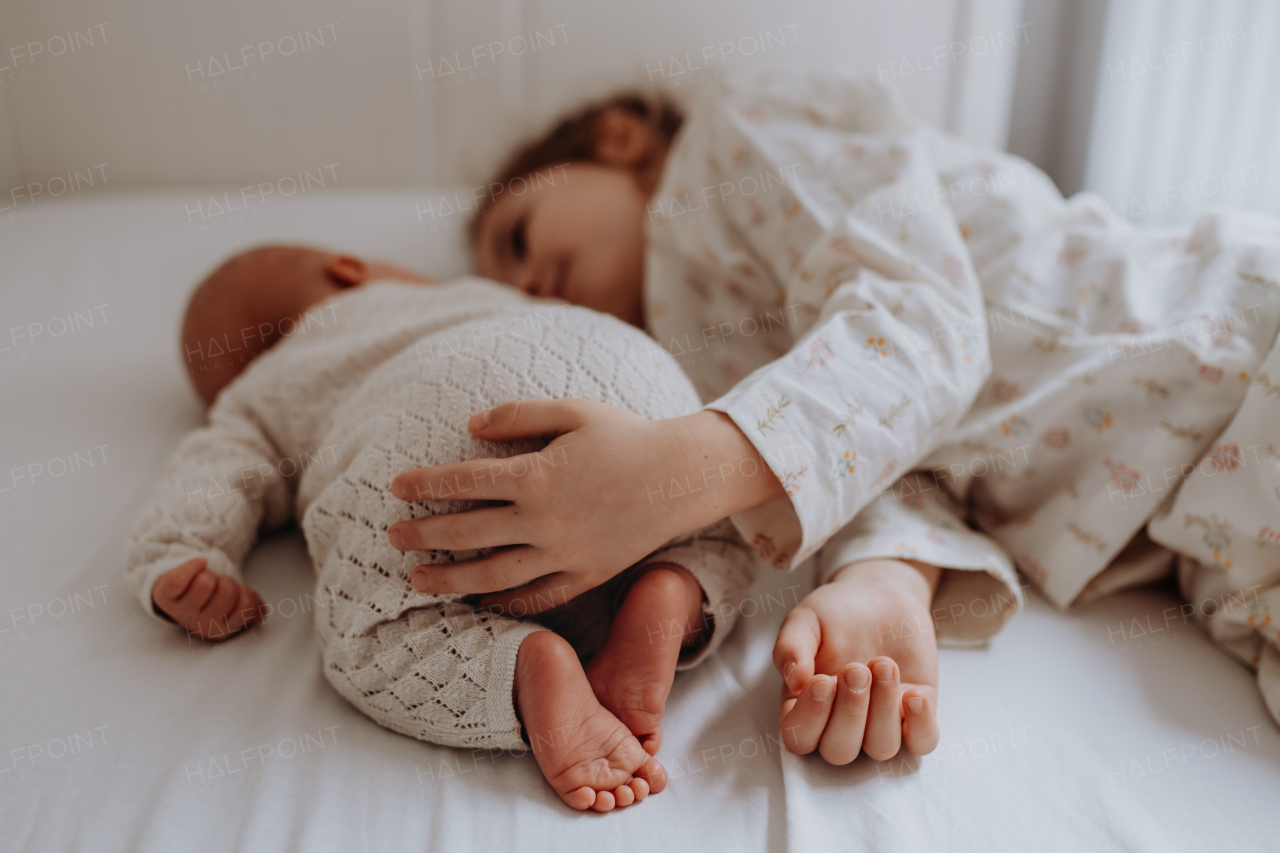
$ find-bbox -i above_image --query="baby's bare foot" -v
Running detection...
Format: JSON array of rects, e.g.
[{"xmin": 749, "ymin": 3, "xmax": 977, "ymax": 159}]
[
  {"xmin": 586, "ymin": 565, "xmax": 706, "ymax": 756},
  {"xmin": 515, "ymin": 631, "xmax": 666, "ymax": 812}
]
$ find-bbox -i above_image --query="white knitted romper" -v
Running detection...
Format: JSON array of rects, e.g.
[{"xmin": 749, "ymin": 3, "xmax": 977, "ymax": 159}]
[{"xmin": 126, "ymin": 279, "xmax": 755, "ymax": 750}]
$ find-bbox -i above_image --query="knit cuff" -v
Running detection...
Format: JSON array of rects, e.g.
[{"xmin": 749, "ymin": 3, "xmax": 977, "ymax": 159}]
[
  {"xmin": 127, "ymin": 547, "xmax": 244, "ymax": 626},
  {"xmin": 483, "ymin": 620, "xmax": 552, "ymax": 751},
  {"xmin": 817, "ymin": 488, "xmax": 1022, "ymax": 645}
]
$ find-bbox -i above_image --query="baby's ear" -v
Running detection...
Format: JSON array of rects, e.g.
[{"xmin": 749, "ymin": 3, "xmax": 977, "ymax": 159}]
[
  {"xmin": 326, "ymin": 254, "xmax": 369, "ymax": 287},
  {"xmin": 594, "ymin": 108, "xmax": 654, "ymax": 168}
]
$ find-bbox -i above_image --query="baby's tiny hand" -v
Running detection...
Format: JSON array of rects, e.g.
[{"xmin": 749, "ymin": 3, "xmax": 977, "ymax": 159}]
[{"xmin": 152, "ymin": 557, "xmax": 265, "ymax": 641}]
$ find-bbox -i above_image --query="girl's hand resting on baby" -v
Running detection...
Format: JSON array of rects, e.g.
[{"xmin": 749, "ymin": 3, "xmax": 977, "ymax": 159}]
[
  {"xmin": 388, "ymin": 399, "xmax": 783, "ymax": 613},
  {"xmin": 773, "ymin": 558, "xmax": 942, "ymax": 764},
  {"xmin": 152, "ymin": 557, "xmax": 265, "ymax": 640}
]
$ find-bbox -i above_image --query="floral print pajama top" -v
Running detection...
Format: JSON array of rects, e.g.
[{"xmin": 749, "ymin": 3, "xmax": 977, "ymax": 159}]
[{"xmin": 643, "ymin": 73, "xmax": 1280, "ymax": 720}]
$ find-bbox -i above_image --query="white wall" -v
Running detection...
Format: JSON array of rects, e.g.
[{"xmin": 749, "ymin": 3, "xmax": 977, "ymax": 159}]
[
  {"xmin": 0, "ymin": 0, "xmax": 424, "ymax": 191},
  {"xmin": 0, "ymin": 85, "xmax": 20, "ymax": 192},
  {"xmin": 0, "ymin": 0, "xmax": 1024, "ymax": 190}
]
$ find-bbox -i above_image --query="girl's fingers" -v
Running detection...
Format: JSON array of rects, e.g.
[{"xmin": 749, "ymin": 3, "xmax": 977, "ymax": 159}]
[
  {"xmin": 861, "ymin": 657, "xmax": 904, "ymax": 761},
  {"xmin": 390, "ymin": 506, "xmax": 531, "ymax": 552},
  {"xmin": 901, "ymin": 687, "xmax": 940, "ymax": 756},
  {"xmin": 778, "ymin": 675, "xmax": 838, "ymax": 755},
  {"xmin": 468, "ymin": 399, "xmax": 588, "ymax": 441},
  {"xmin": 477, "ymin": 573, "xmax": 582, "ymax": 616},
  {"xmin": 817, "ymin": 664, "xmax": 872, "ymax": 765},
  {"xmin": 411, "ymin": 546, "xmax": 549, "ymax": 596},
  {"xmin": 390, "ymin": 400, "xmax": 595, "ymax": 503},
  {"xmin": 390, "ymin": 456, "xmax": 538, "ymax": 503},
  {"xmin": 773, "ymin": 607, "xmax": 821, "ymax": 697}
]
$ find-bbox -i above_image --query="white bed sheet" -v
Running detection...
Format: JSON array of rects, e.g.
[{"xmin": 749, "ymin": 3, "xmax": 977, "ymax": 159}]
[{"xmin": 1, "ymin": 191, "xmax": 1278, "ymax": 853}]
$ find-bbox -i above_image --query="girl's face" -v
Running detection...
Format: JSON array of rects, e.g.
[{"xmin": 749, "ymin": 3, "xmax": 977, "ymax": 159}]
[{"xmin": 474, "ymin": 162, "xmax": 649, "ymax": 327}]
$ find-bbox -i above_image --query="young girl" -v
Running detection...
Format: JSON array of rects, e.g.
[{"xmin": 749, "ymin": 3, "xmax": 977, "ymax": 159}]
[{"xmin": 387, "ymin": 73, "xmax": 1280, "ymax": 760}]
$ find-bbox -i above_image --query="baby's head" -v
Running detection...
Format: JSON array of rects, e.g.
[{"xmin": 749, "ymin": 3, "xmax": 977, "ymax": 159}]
[
  {"xmin": 182, "ymin": 244, "xmax": 430, "ymax": 405},
  {"xmin": 471, "ymin": 93, "xmax": 682, "ymax": 327}
]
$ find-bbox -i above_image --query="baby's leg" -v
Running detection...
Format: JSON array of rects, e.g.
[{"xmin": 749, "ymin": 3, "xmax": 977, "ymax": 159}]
[
  {"xmin": 515, "ymin": 631, "xmax": 667, "ymax": 811},
  {"xmin": 586, "ymin": 564, "xmax": 707, "ymax": 756},
  {"xmin": 319, "ymin": 594, "xmax": 664, "ymax": 812}
]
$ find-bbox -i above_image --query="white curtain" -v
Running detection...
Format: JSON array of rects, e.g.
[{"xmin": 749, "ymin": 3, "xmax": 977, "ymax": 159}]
[{"xmin": 1083, "ymin": 0, "xmax": 1280, "ymax": 226}]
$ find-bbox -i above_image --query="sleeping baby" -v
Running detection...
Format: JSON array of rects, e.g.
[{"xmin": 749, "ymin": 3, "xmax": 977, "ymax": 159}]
[{"xmin": 124, "ymin": 245, "xmax": 756, "ymax": 812}]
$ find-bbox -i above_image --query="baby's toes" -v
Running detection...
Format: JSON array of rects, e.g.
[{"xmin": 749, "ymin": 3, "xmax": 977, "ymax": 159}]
[
  {"xmin": 565, "ymin": 787, "xmax": 597, "ymax": 811},
  {"xmin": 628, "ymin": 776, "xmax": 650, "ymax": 802},
  {"xmin": 633, "ymin": 754, "xmax": 667, "ymax": 795},
  {"xmin": 612, "ymin": 783, "xmax": 635, "ymax": 807},
  {"xmin": 901, "ymin": 688, "xmax": 940, "ymax": 756},
  {"xmin": 590, "ymin": 789, "xmax": 617, "ymax": 813},
  {"xmin": 639, "ymin": 725, "xmax": 663, "ymax": 757}
]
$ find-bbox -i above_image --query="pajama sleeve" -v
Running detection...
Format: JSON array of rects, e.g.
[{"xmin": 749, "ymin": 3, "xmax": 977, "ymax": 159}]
[
  {"xmin": 815, "ymin": 472, "xmax": 1023, "ymax": 644},
  {"xmin": 697, "ymin": 81, "xmax": 994, "ymax": 570},
  {"xmin": 124, "ymin": 392, "xmax": 295, "ymax": 622},
  {"xmin": 800, "ymin": 130, "xmax": 1061, "ymax": 639}
]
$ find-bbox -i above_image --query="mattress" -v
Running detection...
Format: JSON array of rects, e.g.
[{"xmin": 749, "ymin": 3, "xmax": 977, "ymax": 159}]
[{"xmin": 2, "ymin": 190, "xmax": 1278, "ymax": 852}]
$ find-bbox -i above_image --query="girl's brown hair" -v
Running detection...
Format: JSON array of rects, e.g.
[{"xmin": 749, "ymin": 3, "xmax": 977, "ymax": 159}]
[{"xmin": 469, "ymin": 92, "xmax": 683, "ymax": 244}]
